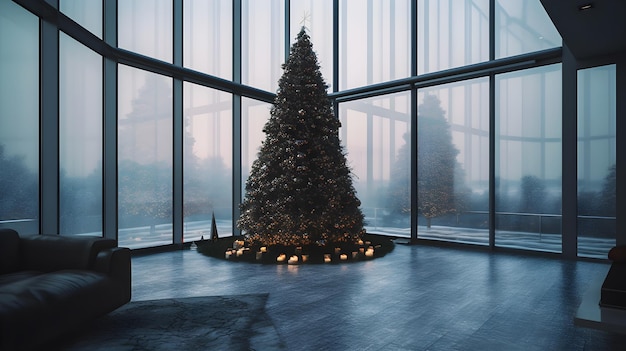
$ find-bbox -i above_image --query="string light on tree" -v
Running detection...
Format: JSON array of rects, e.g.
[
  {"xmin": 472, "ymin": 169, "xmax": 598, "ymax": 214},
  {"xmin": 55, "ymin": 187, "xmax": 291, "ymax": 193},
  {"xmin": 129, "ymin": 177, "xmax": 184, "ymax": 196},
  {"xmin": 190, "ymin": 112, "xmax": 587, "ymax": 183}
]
[{"xmin": 237, "ymin": 27, "xmax": 365, "ymax": 247}]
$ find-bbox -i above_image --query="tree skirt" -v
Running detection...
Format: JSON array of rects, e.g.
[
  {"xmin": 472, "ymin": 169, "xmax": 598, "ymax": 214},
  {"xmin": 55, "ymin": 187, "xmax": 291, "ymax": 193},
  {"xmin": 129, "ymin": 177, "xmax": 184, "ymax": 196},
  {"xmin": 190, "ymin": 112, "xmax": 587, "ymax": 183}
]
[{"xmin": 56, "ymin": 294, "xmax": 285, "ymax": 351}]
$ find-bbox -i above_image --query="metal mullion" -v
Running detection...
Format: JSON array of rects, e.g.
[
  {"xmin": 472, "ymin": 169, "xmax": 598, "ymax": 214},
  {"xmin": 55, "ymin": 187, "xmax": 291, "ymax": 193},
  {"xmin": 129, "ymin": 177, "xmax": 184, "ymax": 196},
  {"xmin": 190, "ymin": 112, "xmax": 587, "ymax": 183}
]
[
  {"xmin": 172, "ymin": 0, "xmax": 183, "ymax": 245},
  {"xmin": 40, "ymin": 2, "xmax": 60, "ymax": 235},
  {"xmin": 561, "ymin": 45, "xmax": 578, "ymax": 258},
  {"xmin": 232, "ymin": 0, "xmax": 243, "ymax": 236},
  {"xmin": 488, "ymin": 0, "xmax": 496, "ymax": 249}
]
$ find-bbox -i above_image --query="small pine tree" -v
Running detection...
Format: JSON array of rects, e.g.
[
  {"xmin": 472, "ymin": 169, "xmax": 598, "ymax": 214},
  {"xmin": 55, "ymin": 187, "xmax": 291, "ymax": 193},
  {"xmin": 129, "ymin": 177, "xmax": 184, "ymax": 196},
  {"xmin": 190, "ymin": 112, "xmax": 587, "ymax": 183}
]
[{"xmin": 238, "ymin": 28, "xmax": 365, "ymax": 246}]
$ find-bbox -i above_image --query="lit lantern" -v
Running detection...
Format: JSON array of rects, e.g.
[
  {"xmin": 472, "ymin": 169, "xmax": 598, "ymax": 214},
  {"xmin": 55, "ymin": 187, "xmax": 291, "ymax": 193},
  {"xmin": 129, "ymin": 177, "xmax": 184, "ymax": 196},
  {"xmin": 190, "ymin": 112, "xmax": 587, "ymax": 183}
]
[
  {"xmin": 340, "ymin": 254, "xmax": 348, "ymax": 261},
  {"xmin": 324, "ymin": 254, "xmax": 331, "ymax": 263}
]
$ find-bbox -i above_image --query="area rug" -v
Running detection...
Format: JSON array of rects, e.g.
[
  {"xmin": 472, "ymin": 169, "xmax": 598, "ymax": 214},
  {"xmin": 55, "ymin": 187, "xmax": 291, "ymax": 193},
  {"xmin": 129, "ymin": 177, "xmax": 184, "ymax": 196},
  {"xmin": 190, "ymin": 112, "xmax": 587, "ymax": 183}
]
[{"xmin": 56, "ymin": 294, "xmax": 286, "ymax": 351}]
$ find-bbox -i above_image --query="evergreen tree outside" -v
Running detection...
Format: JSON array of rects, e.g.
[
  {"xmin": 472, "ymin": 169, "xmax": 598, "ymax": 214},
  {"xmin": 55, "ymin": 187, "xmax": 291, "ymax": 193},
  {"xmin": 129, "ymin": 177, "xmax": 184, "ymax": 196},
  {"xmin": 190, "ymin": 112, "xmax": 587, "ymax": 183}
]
[
  {"xmin": 417, "ymin": 94, "xmax": 459, "ymax": 228},
  {"xmin": 238, "ymin": 28, "xmax": 365, "ymax": 246},
  {"xmin": 387, "ymin": 94, "xmax": 461, "ymax": 228}
]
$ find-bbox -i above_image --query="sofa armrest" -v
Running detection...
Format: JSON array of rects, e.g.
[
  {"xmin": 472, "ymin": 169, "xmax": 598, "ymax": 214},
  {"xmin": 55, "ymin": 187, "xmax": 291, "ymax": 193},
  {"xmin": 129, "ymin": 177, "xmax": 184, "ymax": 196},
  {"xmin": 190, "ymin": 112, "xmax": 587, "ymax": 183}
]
[
  {"xmin": 95, "ymin": 247, "xmax": 132, "ymax": 303},
  {"xmin": 19, "ymin": 234, "xmax": 117, "ymax": 272}
]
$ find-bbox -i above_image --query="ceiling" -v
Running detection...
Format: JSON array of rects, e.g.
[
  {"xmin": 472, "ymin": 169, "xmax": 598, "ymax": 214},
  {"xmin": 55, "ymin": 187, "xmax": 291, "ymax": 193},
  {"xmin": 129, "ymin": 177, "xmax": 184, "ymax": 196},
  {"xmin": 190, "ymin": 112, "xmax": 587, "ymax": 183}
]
[{"xmin": 540, "ymin": 0, "xmax": 626, "ymax": 60}]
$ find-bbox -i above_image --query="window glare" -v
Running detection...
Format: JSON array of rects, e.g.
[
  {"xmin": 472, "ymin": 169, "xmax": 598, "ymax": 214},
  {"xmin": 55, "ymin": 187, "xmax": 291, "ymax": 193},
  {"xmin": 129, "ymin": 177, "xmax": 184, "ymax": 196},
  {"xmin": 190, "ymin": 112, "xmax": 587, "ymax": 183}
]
[{"xmin": 0, "ymin": 1, "xmax": 39, "ymax": 233}]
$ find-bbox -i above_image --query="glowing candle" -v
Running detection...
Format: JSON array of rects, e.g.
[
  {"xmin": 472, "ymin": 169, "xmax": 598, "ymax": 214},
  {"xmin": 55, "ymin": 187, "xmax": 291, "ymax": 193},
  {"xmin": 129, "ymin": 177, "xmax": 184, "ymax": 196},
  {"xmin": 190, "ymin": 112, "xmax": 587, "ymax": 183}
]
[
  {"xmin": 288, "ymin": 255, "xmax": 299, "ymax": 264},
  {"xmin": 324, "ymin": 254, "xmax": 331, "ymax": 263},
  {"xmin": 340, "ymin": 254, "xmax": 348, "ymax": 261},
  {"xmin": 276, "ymin": 254, "xmax": 286, "ymax": 262},
  {"xmin": 260, "ymin": 246, "xmax": 267, "ymax": 253},
  {"xmin": 352, "ymin": 251, "xmax": 358, "ymax": 259},
  {"xmin": 365, "ymin": 248, "xmax": 374, "ymax": 257},
  {"xmin": 256, "ymin": 251, "xmax": 263, "ymax": 261},
  {"xmin": 225, "ymin": 250, "xmax": 232, "ymax": 259},
  {"xmin": 301, "ymin": 254, "xmax": 309, "ymax": 263}
]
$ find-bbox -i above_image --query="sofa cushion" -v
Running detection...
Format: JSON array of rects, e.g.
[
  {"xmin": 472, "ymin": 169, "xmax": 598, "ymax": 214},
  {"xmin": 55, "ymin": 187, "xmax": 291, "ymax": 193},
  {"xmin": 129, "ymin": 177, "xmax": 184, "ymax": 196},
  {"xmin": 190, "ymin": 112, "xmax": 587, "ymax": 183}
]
[
  {"xmin": 0, "ymin": 270, "xmax": 120, "ymax": 351},
  {"xmin": 0, "ymin": 271, "xmax": 42, "ymax": 286},
  {"xmin": 19, "ymin": 235, "xmax": 117, "ymax": 272},
  {"xmin": 0, "ymin": 228, "xmax": 20, "ymax": 274}
]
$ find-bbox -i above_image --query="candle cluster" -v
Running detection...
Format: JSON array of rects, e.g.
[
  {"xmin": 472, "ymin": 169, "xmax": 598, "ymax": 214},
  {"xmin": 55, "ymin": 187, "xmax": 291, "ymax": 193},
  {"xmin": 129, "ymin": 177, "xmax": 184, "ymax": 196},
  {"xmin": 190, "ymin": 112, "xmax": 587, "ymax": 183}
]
[{"xmin": 220, "ymin": 235, "xmax": 384, "ymax": 264}]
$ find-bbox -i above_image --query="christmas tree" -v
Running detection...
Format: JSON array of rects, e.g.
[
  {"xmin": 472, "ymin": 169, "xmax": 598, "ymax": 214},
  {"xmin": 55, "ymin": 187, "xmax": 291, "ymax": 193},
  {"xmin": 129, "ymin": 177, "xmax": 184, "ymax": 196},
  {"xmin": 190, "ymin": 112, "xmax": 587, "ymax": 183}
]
[{"xmin": 238, "ymin": 28, "xmax": 365, "ymax": 247}]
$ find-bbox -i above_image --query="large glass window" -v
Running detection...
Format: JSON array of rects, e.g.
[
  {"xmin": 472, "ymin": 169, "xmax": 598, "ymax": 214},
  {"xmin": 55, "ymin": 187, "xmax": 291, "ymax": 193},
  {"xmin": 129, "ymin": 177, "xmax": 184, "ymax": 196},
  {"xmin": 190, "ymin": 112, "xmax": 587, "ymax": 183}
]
[
  {"xmin": 118, "ymin": 0, "xmax": 173, "ymax": 63},
  {"xmin": 60, "ymin": 0, "xmax": 102, "ymax": 39},
  {"xmin": 59, "ymin": 33, "xmax": 103, "ymax": 235},
  {"xmin": 495, "ymin": 64, "xmax": 562, "ymax": 253},
  {"xmin": 339, "ymin": 92, "xmax": 411, "ymax": 237},
  {"xmin": 118, "ymin": 66, "xmax": 173, "ymax": 249},
  {"xmin": 290, "ymin": 0, "xmax": 334, "ymax": 91},
  {"xmin": 242, "ymin": 0, "xmax": 284, "ymax": 92},
  {"xmin": 183, "ymin": 83, "xmax": 233, "ymax": 241},
  {"xmin": 183, "ymin": 0, "xmax": 232, "ymax": 79},
  {"xmin": 0, "ymin": 1, "xmax": 39, "ymax": 233},
  {"xmin": 577, "ymin": 64, "xmax": 616, "ymax": 259},
  {"xmin": 495, "ymin": 0, "xmax": 561, "ymax": 59},
  {"xmin": 340, "ymin": 0, "xmax": 411, "ymax": 90},
  {"xmin": 418, "ymin": 0, "xmax": 489, "ymax": 75},
  {"xmin": 417, "ymin": 78, "xmax": 490, "ymax": 245}
]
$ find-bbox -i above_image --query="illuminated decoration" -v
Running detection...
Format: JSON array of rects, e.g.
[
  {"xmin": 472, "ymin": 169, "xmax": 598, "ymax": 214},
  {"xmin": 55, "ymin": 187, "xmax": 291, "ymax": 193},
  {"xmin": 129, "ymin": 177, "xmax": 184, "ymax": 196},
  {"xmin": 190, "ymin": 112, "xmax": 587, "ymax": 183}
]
[
  {"xmin": 196, "ymin": 28, "xmax": 395, "ymax": 264},
  {"xmin": 237, "ymin": 27, "xmax": 365, "ymax": 247}
]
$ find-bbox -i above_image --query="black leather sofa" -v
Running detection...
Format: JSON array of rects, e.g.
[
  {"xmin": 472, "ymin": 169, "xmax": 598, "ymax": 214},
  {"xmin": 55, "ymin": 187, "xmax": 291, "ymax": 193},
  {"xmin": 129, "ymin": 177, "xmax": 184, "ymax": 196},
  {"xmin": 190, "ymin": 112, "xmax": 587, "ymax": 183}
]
[
  {"xmin": 0, "ymin": 228, "xmax": 131, "ymax": 351},
  {"xmin": 601, "ymin": 245, "xmax": 626, "ymax": 310}
]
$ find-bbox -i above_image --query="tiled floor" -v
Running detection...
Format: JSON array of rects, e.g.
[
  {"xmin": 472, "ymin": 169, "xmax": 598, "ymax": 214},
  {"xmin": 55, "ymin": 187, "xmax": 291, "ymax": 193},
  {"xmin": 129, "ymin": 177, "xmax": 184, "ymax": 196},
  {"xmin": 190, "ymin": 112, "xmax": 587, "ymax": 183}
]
[{"xmin": 131, "ymin": 242, "xmax": 626, "ymax": 350}]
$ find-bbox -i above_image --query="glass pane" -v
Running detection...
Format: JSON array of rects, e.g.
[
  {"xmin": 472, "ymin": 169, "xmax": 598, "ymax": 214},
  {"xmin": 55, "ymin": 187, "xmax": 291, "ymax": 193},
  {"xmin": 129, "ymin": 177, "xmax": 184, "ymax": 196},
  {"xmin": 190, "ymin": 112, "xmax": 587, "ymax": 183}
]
[
  {"xmin": 242, "ymin": 98, "xmax": 272, "ymax": 192},
  {"xmin": 183, "ymin": 83, "xmax": 233, "ymax": 241},
  {"xmin": 495, "ymin": 64, "xmax": 562, "ymax": 253},
  {"xmin": 290, "ymin": 0, "xmax": 333, "ymax": 91},
  {"xmin": 0, "ymin": 1, "xmax": 39, "ymax": 233},
  {"xmin": 118, "ymin": 65, "xmax": 173, "ymax": 249},
  {"xmin": 60, "ymin": 0, "xmax": 102, "ymax": 38},
  {"xmin": 242, "ymin": 0, "xmax": 285, "ymax": 92},
  {"xmin": 339, "ymin": 92, "xmax": 411, "ymax": 237},
  {"xmin": 340, "ymin": 0, "xmax": 411, "ymax": 90},
  {"xmin": 183, "ymin": 0, "xmax": 232, "ymax": 79},
  {"xmin": 418, "ymin": 0, "xmax": 489, "ymax": 74},
  {"xmin": 118, "ymin": 0, "xmax": 173, "ymax": 63},
  {"xmin": 59, "ymin": 33, "xmax": 103, "ymax": 235},
  {"xmin": 495, "ymin": 0, "xmax": 561, "ymax": 59},
  {"xmin": 417, "ymin": 78, "xmax": 490, "ymax": 245},
  {"xmin": 577, "ymin": 64, "xmax": 616, "ymax": 259}
]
